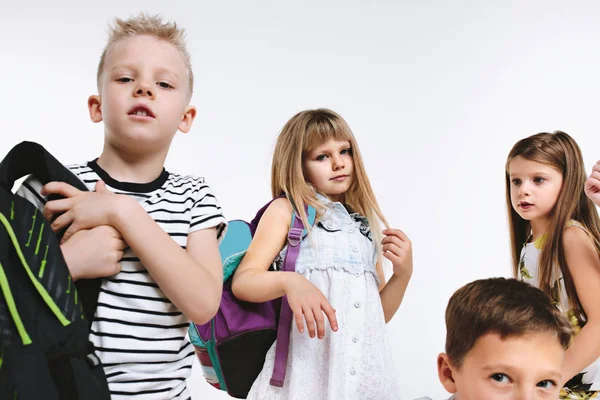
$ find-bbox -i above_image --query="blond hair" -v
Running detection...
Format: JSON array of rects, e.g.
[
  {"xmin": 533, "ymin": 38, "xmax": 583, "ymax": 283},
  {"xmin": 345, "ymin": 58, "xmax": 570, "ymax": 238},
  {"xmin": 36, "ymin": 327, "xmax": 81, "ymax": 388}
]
[
  {"xmin": 271, "ymin": 108, "xmax": 389, "ymax": 262},
  {"xmin": 505, "ymin": 131, "xmax": 600, "ymax": 323},
  {"xmin": 96, "ymin": 13, "xmax": 193, "ymax": 95}
]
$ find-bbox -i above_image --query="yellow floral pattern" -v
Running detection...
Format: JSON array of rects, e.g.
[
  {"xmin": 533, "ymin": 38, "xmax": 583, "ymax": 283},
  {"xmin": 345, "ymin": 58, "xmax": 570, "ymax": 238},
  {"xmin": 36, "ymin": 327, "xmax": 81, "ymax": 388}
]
[
  {"xmin": 560, "ymin": 388, "xmax": 600, "ymax": 399},
  {"xmin": 518, "ymin": 221, "xmax": 600, "ymax": 393}
]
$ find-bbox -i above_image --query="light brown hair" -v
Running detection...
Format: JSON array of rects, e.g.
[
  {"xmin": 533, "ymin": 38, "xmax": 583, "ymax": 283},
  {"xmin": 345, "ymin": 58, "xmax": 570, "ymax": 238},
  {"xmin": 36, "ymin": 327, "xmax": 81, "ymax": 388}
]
[
  {"xmin": 505, "ymin": 131, "xmax": 600, "ymax": 322},
  {"xmin": 96, "ymin": 13, "xmax": 193, "ymax": 96},
  {"xmin": 445, "ymin": 277, "xmax": 572, "ymax": 368}
]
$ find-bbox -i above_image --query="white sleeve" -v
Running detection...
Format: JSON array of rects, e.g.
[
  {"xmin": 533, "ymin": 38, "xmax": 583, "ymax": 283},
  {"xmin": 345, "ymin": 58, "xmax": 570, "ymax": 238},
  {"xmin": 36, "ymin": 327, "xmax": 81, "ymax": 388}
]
[{"xmin": 15, "ymin": 175, "xmax": 47, "ymax": 211}]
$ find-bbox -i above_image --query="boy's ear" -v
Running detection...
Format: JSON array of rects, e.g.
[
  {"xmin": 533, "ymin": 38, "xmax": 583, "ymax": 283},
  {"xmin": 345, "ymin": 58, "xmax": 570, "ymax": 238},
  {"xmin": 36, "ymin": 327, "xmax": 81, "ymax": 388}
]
[
  {"xmin": 437, "ymin": 353, "xmax": 458, "ymax": 394},
  {"xmin": 178, "ymin": 105, "xmax": 197, "ymax": 134},
  {"xmin": 88, "ymin": 95, "xmax": 103, "ymax": 123}
]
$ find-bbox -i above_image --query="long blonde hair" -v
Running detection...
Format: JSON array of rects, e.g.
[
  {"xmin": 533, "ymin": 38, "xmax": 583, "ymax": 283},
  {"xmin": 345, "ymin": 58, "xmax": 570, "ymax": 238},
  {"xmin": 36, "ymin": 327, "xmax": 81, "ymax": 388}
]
[
  {"xmin": 505, "ymin": 131, "xmax": 600, "ymax": 322},
  {"xmin": 271, "ymin": 108, "xmax": 389, "ymax": 254}
]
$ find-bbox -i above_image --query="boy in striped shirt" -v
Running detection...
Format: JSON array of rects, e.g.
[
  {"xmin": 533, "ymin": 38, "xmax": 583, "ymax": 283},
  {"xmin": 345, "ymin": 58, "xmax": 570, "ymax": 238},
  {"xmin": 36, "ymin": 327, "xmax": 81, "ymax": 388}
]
[{"xmin": 18, "ymin": 13, "xmax": 226, "ymax": 399}]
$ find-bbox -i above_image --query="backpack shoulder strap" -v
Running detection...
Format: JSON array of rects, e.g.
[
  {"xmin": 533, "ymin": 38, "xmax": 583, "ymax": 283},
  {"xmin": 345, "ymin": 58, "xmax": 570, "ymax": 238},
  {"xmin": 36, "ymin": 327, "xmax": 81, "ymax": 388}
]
[
  {"xmin": 0, "ymin": 141, "xmax": 88, "ymax": 193},
  {"xmin": 76, "ymin": 279, "xmax": 102, "ymax": 330},
  {"xmin": 270, "ymin": 204, "xmax": 316, "ymax": 387}
]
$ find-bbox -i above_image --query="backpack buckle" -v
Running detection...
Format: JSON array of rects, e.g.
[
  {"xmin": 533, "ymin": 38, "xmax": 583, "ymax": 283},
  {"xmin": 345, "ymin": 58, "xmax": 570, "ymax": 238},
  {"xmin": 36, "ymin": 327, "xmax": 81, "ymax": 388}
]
[{"xmin": 287, "ymin": 227, "xmax": 303, "ymax": 247}]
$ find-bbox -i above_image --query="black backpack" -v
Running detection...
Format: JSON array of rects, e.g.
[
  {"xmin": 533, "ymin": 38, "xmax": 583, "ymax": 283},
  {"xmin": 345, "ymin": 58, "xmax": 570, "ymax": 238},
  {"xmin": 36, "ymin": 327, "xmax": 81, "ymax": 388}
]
[{"xmin": 0, "ymin": 141, "xmax": 109, "ymax": 400}]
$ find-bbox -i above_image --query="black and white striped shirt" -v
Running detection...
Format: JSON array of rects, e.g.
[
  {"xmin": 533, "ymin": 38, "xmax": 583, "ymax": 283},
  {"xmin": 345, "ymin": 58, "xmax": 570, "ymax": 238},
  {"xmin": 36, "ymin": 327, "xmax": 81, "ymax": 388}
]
[{"xmin": 18, "ymin": 159, "xmax": 227, "ymax": 399}]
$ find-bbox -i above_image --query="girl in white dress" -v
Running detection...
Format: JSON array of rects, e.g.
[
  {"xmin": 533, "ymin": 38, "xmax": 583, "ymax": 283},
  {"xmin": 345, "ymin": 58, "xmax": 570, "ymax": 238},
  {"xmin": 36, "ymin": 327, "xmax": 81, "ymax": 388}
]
[{"xmin": 232, "ymin": 108, "xmax": 412, "ymax": 400}]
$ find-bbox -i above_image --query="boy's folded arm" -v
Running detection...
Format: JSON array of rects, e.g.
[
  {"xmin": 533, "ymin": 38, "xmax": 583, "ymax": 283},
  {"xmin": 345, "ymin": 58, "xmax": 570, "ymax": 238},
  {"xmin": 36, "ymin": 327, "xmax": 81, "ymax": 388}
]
[
  {"xmin": 17, "ymin": 178, "xmax": 123, "ymax": 281},
  {"xmin": 61, "ymin": 226, "xmax": 125, "ymax": 281},
  {"xmin": 61, "ymin": 233, "xmax": 98, "ymax": 281},
  {"xmin": 110, "ymin": 195, "xmax": 223, "ymax": 324}
]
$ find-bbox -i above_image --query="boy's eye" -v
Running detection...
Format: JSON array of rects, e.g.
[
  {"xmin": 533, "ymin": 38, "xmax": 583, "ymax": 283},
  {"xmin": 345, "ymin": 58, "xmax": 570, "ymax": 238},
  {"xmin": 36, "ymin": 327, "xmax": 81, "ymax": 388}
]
[
  {"xmin": 490, "ymin": 373, "xmax": 510, "ymax": 383},
  {"xmin": 511, "ymin": 178, "xmax": 521, "ymax": 185},
  {"xmin": 536, "ymin": 380, "xmax": 555, "ymax": 388},
  {"xmin": 117, "ymin": 77, "xmax": 133, "ymax": 83},
  {"xmin": 158, "ymin": 82, "xmax": 173, "ymax": 89},
  {"xmin": 533, "ymin": 177, "xmax": 545, "ymax": 184}
]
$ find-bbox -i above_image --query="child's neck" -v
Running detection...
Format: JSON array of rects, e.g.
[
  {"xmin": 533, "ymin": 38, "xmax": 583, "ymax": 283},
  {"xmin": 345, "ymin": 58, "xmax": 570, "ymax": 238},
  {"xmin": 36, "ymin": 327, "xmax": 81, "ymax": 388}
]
[
  {"xmin": 529, "ymin": 218, "xmax": 551, "ymax": 241},
  {"xmin": 96, "ymin": 143, "xmax": 168, "ymax": 184}
]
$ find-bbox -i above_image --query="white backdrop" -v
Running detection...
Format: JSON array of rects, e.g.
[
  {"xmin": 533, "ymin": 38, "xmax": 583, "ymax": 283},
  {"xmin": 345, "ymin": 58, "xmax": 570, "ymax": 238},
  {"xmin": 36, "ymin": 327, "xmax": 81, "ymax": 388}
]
[{"xmin": 2, "ymin": 1, "xmax": 600, "ymax": 398}]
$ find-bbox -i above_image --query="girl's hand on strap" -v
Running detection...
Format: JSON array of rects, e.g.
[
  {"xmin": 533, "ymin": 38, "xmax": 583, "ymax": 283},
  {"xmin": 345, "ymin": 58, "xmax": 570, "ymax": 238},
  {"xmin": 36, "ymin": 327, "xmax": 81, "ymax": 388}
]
[
  {"xmin": 585, "ymin": 160, "xmax": 600, "ymax": 207},
  {"xmin": 284, "ymin": 273, "xmax": 338, "ymax": 339},
  {"xmin": 382, "ymin": 228, "xmax": 413, "ymax": 280}
]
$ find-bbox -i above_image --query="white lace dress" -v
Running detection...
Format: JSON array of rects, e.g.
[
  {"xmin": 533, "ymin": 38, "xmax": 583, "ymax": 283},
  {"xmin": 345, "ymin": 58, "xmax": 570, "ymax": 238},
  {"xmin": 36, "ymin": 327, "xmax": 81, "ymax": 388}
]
[{"xmin": 246, "ymin": 194, "xmax": 399, "ymax": 400}]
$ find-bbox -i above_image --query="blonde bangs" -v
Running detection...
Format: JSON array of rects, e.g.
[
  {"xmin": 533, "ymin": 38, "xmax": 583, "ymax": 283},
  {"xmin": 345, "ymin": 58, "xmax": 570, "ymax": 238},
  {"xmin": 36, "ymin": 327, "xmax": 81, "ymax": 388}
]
[{"xmin": 302, "ymin": 113, "xmax": 354, "ymax": 154}]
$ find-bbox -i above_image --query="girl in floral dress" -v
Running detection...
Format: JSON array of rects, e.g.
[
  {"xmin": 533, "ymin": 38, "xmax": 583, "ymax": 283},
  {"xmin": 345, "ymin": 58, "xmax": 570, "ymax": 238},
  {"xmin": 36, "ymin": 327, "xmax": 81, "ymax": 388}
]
[{"xmin": 506, "ymin": 131, "xmax": 600, "ymax": 398}]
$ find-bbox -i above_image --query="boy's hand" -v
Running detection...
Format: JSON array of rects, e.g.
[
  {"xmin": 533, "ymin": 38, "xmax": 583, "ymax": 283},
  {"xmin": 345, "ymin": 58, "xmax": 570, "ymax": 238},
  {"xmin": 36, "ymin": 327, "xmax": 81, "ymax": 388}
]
[
  {"xmin": 283, "ymin": 273, "xmax": 338, "ymax": 339},
  {"xmin": 381, "ymin": 228, "xmax": 413, "ymax": 279},
  {"xmin": 61, "ymin": 225, "xmax": 126, "ymax": 281},
  {"xmin": 42, "ymin": 180, "xmax": 121, "ymax": 243},
  {"xmin": 585, "ymin": 160, "xmax": 600, "ymax": 207}
]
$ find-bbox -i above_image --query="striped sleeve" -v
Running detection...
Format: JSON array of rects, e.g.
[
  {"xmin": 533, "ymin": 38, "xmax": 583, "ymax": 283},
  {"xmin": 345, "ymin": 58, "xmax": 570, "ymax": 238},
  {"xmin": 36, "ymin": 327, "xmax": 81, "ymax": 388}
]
[
  {"xmin": 190, "ymin": 179, "xmax": 227, "ymax": 240},
  {"xmin": 15, "ymin": 163, "xmax": 92, "ymax": 210},
  {"xmin": 15, "ymin": 176, "xmax": 47, "ymax": 210}
]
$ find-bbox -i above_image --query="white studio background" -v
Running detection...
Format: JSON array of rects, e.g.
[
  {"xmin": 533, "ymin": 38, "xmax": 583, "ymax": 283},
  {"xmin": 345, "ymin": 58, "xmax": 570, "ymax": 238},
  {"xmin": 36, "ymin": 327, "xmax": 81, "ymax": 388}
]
[{"xmin": 2, "ymin": 1, "xmax": 600, "ymax": 398}]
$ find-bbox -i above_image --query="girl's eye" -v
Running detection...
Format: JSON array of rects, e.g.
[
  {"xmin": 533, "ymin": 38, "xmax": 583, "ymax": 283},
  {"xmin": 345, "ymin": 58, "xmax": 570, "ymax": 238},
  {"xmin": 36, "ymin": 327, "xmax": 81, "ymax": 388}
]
[
  {"xmin": 511, "ymin": 179, "xmax": 521, "ymax": 185},
  {"xmin": 536, "ymin": 379, "xmax": 555, "ymax": 389},
  {"xmin": 534, "ymin": 177, "xmax": 545, "ymax": 184},
  {"xmin": 316, "ymin": 154, "xmax": 327, "ymax": 161},
  {"xmin": 490, "ymin": 373, "xmax": 510, "ymax": 383},
  {"xmin": 117, "ymin": 77, "xmax": 133, "ymax": 83},
  {"xmin": 158, "ymin": 82, "xmax": 173, "ymax": 89},
  {"xmin": 341, "ymin": 148, "xmax": 352, "ymax": 155}
]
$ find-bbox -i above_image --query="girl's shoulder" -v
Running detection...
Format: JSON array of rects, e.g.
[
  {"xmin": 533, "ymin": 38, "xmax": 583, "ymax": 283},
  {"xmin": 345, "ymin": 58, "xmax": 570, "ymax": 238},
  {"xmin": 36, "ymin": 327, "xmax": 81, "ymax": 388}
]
[
  {"xmin": 563, "ymin": 220, "xmax": 597, "ymax": 254},
  {"xmin": 565, "ymin": 220, "xmax": 594, "ymax": 240},
  {"xmin": 567, "ymin": 219, "xmax": 586, "ymax": 230},
  {"xmin": 264, "ymin": 197, "xmax": 294, "ymax": 222}
]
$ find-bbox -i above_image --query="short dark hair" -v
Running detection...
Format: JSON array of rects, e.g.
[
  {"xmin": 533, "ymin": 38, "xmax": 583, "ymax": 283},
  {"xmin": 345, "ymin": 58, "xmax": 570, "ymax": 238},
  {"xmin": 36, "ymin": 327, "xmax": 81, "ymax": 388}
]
[{"xmin": 445, "ymin": 277, "xmax": 573, "ymax": 368}]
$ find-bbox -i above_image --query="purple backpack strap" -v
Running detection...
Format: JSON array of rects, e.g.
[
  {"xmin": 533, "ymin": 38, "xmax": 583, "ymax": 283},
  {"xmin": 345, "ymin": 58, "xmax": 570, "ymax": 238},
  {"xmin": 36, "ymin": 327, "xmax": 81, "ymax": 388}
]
[{"xmin": 269, "ymin": 212, "xmax": 305, "ymax": 387}]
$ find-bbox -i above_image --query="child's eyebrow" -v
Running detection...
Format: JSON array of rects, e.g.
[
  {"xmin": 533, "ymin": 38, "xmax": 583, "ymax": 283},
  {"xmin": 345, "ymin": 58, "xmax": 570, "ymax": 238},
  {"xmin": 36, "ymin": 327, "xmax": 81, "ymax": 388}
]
[
  {"xmin": 509, "ymin": 171, "xmax": 553, "ymax": 178},
  {"xmin": 307, "ymin": 141, "xmax": 351, "ymax": 156},
  {"xmin": 531, "ymin": 171, "xmax": 553, "ymax": 176},
  {"xmin": 110, "ymin": 64, "xmax": 136, "ymax": 72},
  {"xmin": 109, "ymin": 65, "xmax": 181, "ymax": 81},
  {"xmin": 154, "ymin": 67, "xmax": 181, "ymax": 81},
  {"xmin": 482, "ymin": 364, "xmax": 561, "ymax": 379},
  {"xmin": 321, "ymin": 142, "xmax": 351, "ymax": 152},
  {"xmin": 482, "ymin": 363, "xmax": 517, "ymax": 372}
]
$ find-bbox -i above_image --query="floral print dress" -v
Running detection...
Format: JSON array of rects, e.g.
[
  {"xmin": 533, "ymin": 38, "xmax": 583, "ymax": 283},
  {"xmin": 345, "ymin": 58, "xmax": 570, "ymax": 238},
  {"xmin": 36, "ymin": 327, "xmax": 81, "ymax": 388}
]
[{"xmin": 519, "ymin": 221, "xmax": 600, "ymax": 399}]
